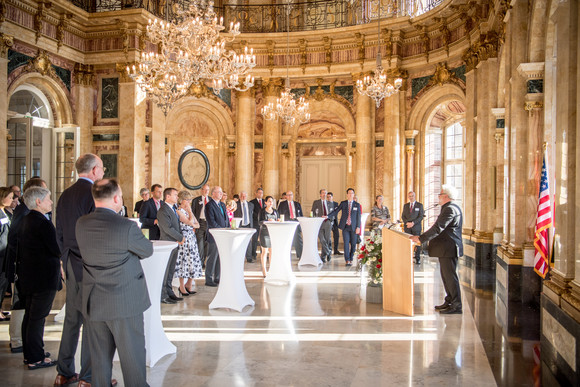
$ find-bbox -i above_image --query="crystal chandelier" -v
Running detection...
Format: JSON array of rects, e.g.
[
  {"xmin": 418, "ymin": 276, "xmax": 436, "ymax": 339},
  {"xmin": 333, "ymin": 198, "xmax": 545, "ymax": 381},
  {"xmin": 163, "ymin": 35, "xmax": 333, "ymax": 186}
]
[
  {"xmin": 127, "ymin": 0, "xmax": 256, "ymax": 114},
  {"xmin": 356, "ymin": 1, "xmax": 402, "ymax": 108},
  {"xmin": 261, "ymin": 0, "xmax": 310, "ymax": 126}
]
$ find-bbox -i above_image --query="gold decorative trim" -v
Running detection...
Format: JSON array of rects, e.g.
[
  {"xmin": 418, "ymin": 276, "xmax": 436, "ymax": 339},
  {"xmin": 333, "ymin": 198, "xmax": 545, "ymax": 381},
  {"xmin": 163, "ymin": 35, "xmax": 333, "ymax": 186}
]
[
  {"xmin": 355, "ymin": 32, "xmax": 365, "ymax": 70},
  {"xmin": 56, "ymin": 13, "xmax": 73, "ymax": 52},
  {"xmin": 524, "ymin": 101, "xmax": 543, "ymax": 111},
  {"xmin": 115, "ymin": 63, "xmax": 132, "ymax": 83},
  {"xmin": 34, "ymin": 2, "xmax": 52, "ymax": 43},
  {"xmin": 262, "ymin": 78, "xmax": 283, "ymax": 98},
  {"xmin": 74, "ymin": 63, "xmax": 94, "ymax": 86},
  {"xmin": 28, "ymin": 50, "xmax": 56, "ymax": 77},
  {"xmin": 0, "ymin": 32, "xmax": 13, "ymax": 59},
  {"xmin": 494, "ymin": 129, "xmax": 504, "ymax": 143},
  {"xmin": 323, "ymin": 36, "xmax": 332, "ymax": 73},
  {"xmin": 463, "ymin": 31, "xmax": 501, "ymax": 72}
]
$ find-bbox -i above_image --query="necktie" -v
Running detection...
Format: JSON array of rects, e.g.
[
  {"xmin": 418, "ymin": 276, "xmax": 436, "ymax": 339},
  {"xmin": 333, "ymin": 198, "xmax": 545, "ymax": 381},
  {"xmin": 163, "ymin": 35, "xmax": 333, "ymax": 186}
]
[
  {"xmin": 243, "ymin": 202, "xmax": 249, "ymax": 225},
  {"xmin": 410, "ymin": 202, "xmax": 414, "ymax": 212},
  {"xmin": 155, "ymin": 200, "xmax": 160, "ymax": 210},
  {"xmin": 346, "ymin": 202, "xmax": 352, "ymax": 225},
  {"xmin": 289, "ymin": 202, "xmax": 294, "ymax": 219},
  {"xmin": 323, "ymin": 200, "xmax": 327, "ymax": 216},
  {"xmin": 204, "ymin": 197, "xmax": 208, "ymax": 205},
  {"xmin": 259, "ymin": 199, "xmax": 263, "ymax": 208},
  {"xmin": 219, "ymin": 202, "xmax": 224, "ymax": 216},
  {"xmin": 173, "ymin": 204, "xmax": 178, "ymax": 216}
]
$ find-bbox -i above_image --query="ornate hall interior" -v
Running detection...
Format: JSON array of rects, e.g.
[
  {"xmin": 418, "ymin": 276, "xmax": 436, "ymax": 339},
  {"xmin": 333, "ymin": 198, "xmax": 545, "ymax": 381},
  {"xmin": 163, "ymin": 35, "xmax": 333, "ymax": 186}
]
[{"xmin": 0, "ymin": 0, "xmax": 579, "ymax": 385}]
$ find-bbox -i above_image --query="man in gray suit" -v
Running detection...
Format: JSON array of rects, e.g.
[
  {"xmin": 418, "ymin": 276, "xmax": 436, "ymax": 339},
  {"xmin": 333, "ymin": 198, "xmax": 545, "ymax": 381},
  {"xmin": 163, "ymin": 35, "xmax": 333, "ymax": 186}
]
[
  {"xmin": 76, "ymin": 179, "xmax": 153, "ymax": 387},
  {"xmin": 312, "ymin": 188, "xmax": 332, "ymax": 262},
  {"xmin": 157, "ymin": 188, "xmax": 184, "ymax": 304}
]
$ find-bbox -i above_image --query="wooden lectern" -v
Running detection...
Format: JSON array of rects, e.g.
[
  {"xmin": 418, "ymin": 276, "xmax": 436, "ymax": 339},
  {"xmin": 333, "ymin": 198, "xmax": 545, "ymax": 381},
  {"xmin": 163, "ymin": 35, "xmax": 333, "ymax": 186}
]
[{"xmin": 382, "ymin": 229, "xmax": 415, "ymax": 316}]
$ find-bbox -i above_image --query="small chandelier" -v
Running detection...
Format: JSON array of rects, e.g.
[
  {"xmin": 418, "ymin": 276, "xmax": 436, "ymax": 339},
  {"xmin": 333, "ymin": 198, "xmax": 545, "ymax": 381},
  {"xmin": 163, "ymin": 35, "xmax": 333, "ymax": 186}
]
[
  {"xmin": 261, "ymin": 0, "xmax": 310, "ymax": 125},
  {"xmin": 127, "ymin": 0, "xmax": 256, "ymax": 114},
  {"xmin": 356, "ymin": 1, "xmax": 402, "ymax": 108}
]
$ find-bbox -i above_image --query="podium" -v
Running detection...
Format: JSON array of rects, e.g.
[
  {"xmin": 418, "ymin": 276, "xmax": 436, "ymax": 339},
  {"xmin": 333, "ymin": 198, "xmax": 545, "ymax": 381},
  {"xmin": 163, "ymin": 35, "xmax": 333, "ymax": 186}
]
[{"xmin": 382, "ymin": 229, "xmax": 415, "ymax": 316}]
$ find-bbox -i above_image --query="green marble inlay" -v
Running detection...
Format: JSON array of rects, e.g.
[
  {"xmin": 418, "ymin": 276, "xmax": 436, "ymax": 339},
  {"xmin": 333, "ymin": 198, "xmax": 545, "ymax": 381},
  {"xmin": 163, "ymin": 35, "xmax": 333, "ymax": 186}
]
[
  {"xmin": 8, "ymin": 50, "xmax": 31, "ymax": 74},
  {"xmin": 375, "ymin": 140, "xmax": 384, "ymax": 147},
  {"xmin": 527, "ymin": 79, "xmax": 543, "ymax": 94},
  {"xmin": 93, "ymin": 134, "xmax": 120, "ymax": 142},
  {"xmin": 208, "ymin": 88, "xmax": 231, "ymax": 107},
  {"xmin": 496, "ymin": 119, "xmax": 505, "ymax": 129},
  {"xmin": 412, "ymin": 75, "xmax": 432, "ymax": 98},
  {"xmin": 451, "ymin": 65, "xmax": 466, "ymax": 82}
]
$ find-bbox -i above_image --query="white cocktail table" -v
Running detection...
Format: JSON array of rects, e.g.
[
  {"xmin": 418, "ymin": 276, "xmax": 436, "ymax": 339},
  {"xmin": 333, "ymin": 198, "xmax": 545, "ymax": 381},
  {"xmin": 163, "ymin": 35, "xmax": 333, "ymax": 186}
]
[
  {"xmin": 264, "ymin": 221, "xmax": 299, "ymax": 284},
  {"xmin": 208, "ymin": 228, "xmax": 256, "ymax": 312},
  {"xmin": 297, "ymin": 217, "xmax": 324, "ymax": 266},
  {"xmin": 142, "ymin": 241, "xmax": 178, "ymax": 367}
]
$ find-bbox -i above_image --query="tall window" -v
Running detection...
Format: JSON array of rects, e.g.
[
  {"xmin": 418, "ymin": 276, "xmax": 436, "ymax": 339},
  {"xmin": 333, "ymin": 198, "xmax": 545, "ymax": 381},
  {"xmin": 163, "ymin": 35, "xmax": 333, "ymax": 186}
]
[
  {"xmin": 424, "ymin": 130, "xmax": 442, "ymax": 226},
  {"xmin": 445, "ymin": 122, "xmax": 463, "ymax": 206}
]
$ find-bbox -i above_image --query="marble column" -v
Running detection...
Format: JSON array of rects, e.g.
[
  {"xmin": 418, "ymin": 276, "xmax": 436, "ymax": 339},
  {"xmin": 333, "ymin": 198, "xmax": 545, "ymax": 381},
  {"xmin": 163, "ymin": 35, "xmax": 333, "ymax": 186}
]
[
  {"xmin": 235, "ymin": 89, "xmax": 255, "ymax": 194},
  {"xmin": 73, "ymin": 64, "xmax": 94, "ymax": 156},
  {"xmin": 0, "ymin": 34, "xmax": 13, "ymax": 186},
  {"xmin": 150, "ymin": 103, "xmax": 166, "ymax": 187},
  {"xmin": 383, "ymin": 91, "xmax": 403, "ymax": 216},
  {"xmin": 117, "ymin": 65, "xmax": 147, "ymax": 213},
  {"xmin": 262, "ymin": 80, "xmax": 282, "ymax": 198},
  {"xmin": 354, "ymin": 91, "xmax": 374, "ymax": 211},
  {"xmin": 491, "ymin": 108, "xmax": 506, "ymax": 244},
  {"xmin": 568, "ymin": 0, "xmax": 580, "ymax": 321},
  {"xmin": 404, "ymin": 130, "xmax": 418, "ymax": 196},
  {"xmin": 463, "ymin": 68, "xmax": 476, "ymax": 235},
  {"xmin": 547, "ymin": 0, "xmax": 579, "ymax": 306}
]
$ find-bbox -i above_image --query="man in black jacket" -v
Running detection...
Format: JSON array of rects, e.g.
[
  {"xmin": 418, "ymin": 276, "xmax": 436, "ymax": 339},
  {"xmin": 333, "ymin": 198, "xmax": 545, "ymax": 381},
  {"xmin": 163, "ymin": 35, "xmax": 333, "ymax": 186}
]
[
  {"xmin": 139, "ymin": 184, "xmax": 163, "ymax": 240},
  {"xmin": 410, "ymin": 185, "xmax": 463, "ymax": 314},
  {"xmin": 54, "ymin": 154, "xmax": 104, "ymax": 386},
  {"xmin": 401, "ymin": 191, "xmax": 424, "ymax": 264}
]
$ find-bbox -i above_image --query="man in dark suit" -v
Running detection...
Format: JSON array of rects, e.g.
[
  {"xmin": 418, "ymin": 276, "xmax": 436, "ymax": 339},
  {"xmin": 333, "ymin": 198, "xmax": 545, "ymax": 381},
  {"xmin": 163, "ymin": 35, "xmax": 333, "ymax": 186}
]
[
  {"xmin": 233, "ymin": 191, "xmax": 254, "ymax": 262},
  {"xmin": 411, "ymin": 185, "xmax": 463, "ymax": 314},
  {"xmin": 54, "ymin": 154, "xmax": 104, "ymax": 387},
  {"xmin": 76, "ymin": 179, "xmax": 153, "ymax": 387},
  {"xmin": 192, "ymin": 184, "xmax": 210, "ymax": 267},
  {"xmin": 326, "ymin": 192, "xmax": 341, "ymax": 255},
  {"xmin": 139, "ymin": 184, "xmax": 163, "ymax": 240},
  {"xmin": 157, "ymin": 188, "xmax": 184, "ymax": 304},
  {"xmin": 249, "ymin": 187, "xmax": 264, "ymax": 262},
  {"xmin": 326, "ymin": 188, "xmax": 361, "ymax": 266},
  {"xmin": 312, "ymin": 189, "xmax": 332, "ymax": 262},
  {"xmin": 277, "ymin": 191, "xmax": 303, "ymax": 259},
  {"xmin": 401, "ymin": 191, "xmax": 425, "ymax": 264},
  {"xmin": 205, "ymin": 186, "xmax": 229, "ymax": 286},
  {"xmin": 133, "ymin": 187, "xmax": 150, "ymax": 216}
]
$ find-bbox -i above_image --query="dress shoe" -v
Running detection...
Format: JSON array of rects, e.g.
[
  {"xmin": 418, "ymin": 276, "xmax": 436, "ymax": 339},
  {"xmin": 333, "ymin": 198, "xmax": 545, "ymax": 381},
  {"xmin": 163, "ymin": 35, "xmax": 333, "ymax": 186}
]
[
  {"xmin": 78, "ymin": 379, "xmax": 117, "ymax": 387},
  {"xmin": 161, "ymin": 298, "xmax": 177, "ymax": 304},
  {"xmin": 345, "ymin": 262, "xmax": 352, "ymax": 267},
  {"xmin": 54, "ymin": 373, "xmax": 79, "ymax": 386},
  {"xmin": 246, "ymin": 258, "xmax": 255, "ymax": 263},
  {"xmin": 434, "ymin": 302, "xmax": 451, "ymax": 311},
  {"xmin": 327, "ymin": 255, "xmax": 331, "ymax": 261},
  {"xmin": 168, "ymin": 294, "xmax": 183, "ymax": 301},
  {"xmin": 334, "ymin": 251, "xmax": 342, "ymax": 255},
  {"xmin": 439, "ymin": 306, "xmax": 462, "ymax": 314},
  {"xmin": 205, "ymin": 282, "xmax": 217, "ymax": 287},
  {"xmin": 9, "ymin": 343, "xmax": 23, "ymax": 353}
]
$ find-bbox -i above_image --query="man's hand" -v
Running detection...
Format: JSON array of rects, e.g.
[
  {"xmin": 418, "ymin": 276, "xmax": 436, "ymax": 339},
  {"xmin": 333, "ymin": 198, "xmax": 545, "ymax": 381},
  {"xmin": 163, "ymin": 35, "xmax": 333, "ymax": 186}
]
[
  {"xmin": 356, "ymin": 227, "xmax": 360, "ymax": 234},
  {"xmin": 406, "ymin": 222, "xmax": 414, "ymax": 228},
  {"xmin": 154, "ymin": 219, "xmax": 158, "ymax": 225},
  {"xmin": 409, "ymin": 235, "xmax": 420, "ymax": 244}
]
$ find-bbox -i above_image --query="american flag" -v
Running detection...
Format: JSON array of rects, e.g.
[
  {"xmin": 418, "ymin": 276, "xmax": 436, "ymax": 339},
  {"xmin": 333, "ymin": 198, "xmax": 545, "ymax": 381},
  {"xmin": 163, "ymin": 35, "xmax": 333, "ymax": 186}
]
[{"xmin": 533, "ymin": 153, "xmax": 553, "ymax": 278}]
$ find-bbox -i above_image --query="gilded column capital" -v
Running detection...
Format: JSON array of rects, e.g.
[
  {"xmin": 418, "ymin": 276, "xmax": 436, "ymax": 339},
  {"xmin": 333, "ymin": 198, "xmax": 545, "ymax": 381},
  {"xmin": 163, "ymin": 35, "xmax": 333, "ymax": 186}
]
[
  {"xmin": 524, "ymin": 101, "xmax": 543, "ymax": 111},
  {"xmin": 74, "ymin": 63, "xmax": 94, "ymax": 86},
  {"xmin": 116, "ymin": 63, "xmax": 133, "ymax": 83},
  {"xmin": 0, "ymin": 32, "xmax": 13, "ymax": 59},
  {"xmin": 262, "ymin": 78, "xmax": 283, "ymax": 98},
  {"xmin": 235, "ymin": 87, "xmax": 255, "ymax": 99},
  {"xmin": 405, "ymin": 145, "xmax": 415, "ymax": 154},
  {"xmin": 494, "ymin": 130, "xmax": 504, "ymax": 143}
]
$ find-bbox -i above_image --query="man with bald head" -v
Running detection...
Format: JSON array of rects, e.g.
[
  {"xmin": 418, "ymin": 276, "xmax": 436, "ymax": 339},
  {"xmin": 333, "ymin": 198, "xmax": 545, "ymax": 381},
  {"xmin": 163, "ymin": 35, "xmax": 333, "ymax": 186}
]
[
  {"xmin": 193, "ymin": 184, "xmax": 211, "ymax": 267},
  {"xmin": 204, "ymin": 186, "xmax": 229, "ymax": 286}
]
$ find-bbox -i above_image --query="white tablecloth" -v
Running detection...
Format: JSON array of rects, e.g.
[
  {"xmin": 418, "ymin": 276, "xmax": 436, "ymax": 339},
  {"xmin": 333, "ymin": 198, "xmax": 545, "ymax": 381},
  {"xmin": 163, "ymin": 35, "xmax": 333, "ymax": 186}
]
[
  {"xmin": 142, "ymin": 241, "xmax": 178, "ymax": 367},
  {"xmin": 208, "ymin": 228, "xmax": 256, "ymax": 312},
  {"xmin": 297, "ymin": 217, "xmax": 324, "ymax": 266},
  {"xmin": 264, "ymin": 221, "xmax": 299, "ymax": 285}
]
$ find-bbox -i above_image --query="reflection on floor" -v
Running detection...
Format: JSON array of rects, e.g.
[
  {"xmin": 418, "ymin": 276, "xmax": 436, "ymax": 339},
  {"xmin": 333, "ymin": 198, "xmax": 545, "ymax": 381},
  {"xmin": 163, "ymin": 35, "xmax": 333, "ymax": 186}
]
[{"xmin": 0, "ymin": 255, "xmax": 538, "ymax": 386}]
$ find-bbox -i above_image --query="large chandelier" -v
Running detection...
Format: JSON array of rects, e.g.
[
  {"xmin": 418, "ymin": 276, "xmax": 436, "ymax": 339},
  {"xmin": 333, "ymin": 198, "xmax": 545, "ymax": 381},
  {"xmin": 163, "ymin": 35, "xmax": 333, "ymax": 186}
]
[
  {"xmin": 261, "ymin": 0, "xmax": 310, "ymax": 126},
  {"xmin": 127, "ymin": 0, "xmax": 256, "ymax": 115},
  {"xmin": 356, "ymin": 1, "xmax": 402, "ymax": 108}
]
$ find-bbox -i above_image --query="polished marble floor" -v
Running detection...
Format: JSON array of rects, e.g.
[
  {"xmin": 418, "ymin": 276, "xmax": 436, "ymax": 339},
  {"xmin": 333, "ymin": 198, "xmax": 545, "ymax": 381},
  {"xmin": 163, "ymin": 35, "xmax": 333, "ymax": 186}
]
[{"xmin": 0, "ymin": 254, "xmax": 536, "ymax": 386}]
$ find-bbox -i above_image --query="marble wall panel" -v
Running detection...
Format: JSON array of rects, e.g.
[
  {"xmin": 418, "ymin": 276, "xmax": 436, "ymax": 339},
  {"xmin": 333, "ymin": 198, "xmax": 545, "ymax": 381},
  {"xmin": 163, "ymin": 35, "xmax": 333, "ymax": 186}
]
[
  {"xmin": 375, "ymin": 148, "xmax": 383, "ymax": 196},
  {"xmin": 300, "ymin": 145, "xmax": 346, "ymax": 157},
  {"xmin": 254, "ymin": 151, "xmax": 263, "ymax": 191}
]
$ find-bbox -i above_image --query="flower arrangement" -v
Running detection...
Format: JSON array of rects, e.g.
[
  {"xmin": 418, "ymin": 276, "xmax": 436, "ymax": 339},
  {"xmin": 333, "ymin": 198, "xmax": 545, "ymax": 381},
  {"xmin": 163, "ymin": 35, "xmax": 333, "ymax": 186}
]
[{"xmin": 356, "ymin": 231, "xmax": 383, "ymax": 286}]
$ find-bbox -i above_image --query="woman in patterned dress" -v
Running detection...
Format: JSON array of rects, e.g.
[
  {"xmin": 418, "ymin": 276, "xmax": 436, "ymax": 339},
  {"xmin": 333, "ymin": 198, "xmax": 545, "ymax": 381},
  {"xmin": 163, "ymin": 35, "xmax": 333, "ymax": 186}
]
[{"xmin": 175, "ymin": 191, "xmax": 203, "ymax": 296}]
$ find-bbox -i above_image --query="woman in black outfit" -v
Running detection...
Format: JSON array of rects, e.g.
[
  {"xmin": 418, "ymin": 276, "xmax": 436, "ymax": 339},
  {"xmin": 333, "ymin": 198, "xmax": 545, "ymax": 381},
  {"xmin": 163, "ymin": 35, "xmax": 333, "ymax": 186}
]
[
  {"xmin": 16, "ymin": 187, "xmax": 61, "ymax": 370},
  {"xmin": 258, "ymin": 196, "xmax": 279, "ymax": 277}
]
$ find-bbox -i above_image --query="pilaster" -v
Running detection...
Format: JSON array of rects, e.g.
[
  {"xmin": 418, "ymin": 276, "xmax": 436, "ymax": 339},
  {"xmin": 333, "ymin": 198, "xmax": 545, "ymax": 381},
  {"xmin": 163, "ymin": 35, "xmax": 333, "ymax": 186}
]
[
  {"xmin": 354, "ymin": 90, "xmax": 373, "ymax": 211},
  {"xmin": 404, "ymin": 130, "xmax": 418, "ymax": 196},
  {"xmin": 235, "ymin": 88, "xmax": 255, "ymax": 194},
  {"xmin": 383, "ymin": 90, "xmax": 403, "ymax": 216},
  {"xmin": 262, "ymin": 79, "xmax": 282, "ymax": 198}
]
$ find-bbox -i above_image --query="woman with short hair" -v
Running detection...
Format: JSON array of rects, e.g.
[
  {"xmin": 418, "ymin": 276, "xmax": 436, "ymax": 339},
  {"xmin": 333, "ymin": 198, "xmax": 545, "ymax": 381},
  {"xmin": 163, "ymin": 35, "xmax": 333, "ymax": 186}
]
[
  {"xmin": 16, "ymin": 187, "xmax": 61, "ymax": 370},
  {"xmin": 371, "ymin": 195, "xmax": 391, "ymax": 235},
  {"xmin": 175, "ymin": 190, "xmax": 202, "ymax": 296}
]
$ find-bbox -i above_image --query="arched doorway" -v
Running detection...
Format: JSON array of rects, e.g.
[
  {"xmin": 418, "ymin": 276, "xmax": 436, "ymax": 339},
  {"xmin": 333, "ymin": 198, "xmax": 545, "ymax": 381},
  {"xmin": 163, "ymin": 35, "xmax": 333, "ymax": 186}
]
[{"xmin": 7, "ymin": 85, "xmax": 79, "ymax": 202}]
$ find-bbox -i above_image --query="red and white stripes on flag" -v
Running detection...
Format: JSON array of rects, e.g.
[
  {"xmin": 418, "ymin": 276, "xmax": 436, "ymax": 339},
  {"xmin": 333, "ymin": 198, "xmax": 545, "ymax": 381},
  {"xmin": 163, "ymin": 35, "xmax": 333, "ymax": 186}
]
[{"xmin": 533, "ymin": 152, "xmax": 553, "ymax": 278}]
